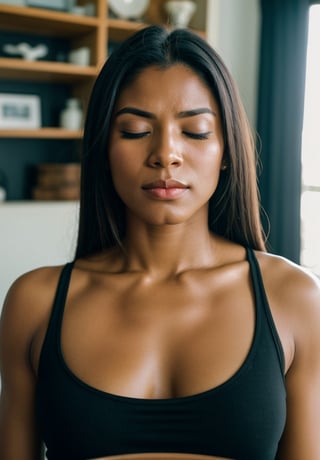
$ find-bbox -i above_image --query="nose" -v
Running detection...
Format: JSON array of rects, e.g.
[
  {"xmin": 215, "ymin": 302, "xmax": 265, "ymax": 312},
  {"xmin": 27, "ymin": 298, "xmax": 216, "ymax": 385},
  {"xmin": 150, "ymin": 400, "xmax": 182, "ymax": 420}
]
[{"xmin": 146, "ymin": 129, "xmax": 183, "ymax": 168}]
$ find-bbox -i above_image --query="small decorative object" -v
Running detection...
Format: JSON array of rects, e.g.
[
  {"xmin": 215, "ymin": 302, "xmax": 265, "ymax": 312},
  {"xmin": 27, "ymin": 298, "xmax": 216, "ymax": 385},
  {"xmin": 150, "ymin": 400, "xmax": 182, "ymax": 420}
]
[
  {"xmin": 26, "ymin": 0, "xmax": 68, "ymax": 10},
  {"xmin": 0, "ymin": 94, "xmax": 41, "ymax": 129},
  {"xmin": 70, "ymin": 5, "xmax": 85, "ymax": 15},
  {"xmin": 3, "ymin": 42, "xmax": 48, "ymax": 61},
  {"xmin": 108, "ymin": 0, "xmax": 150, "ymax": 20},
  {"xmin": 32, "ymin": 163, "xmax": 81, "ymax": 201},
  {"xmin": 59, "ymin": 98, "xmax": 83, "ymax": 131},
  {"xmin": 0, "ymin": 170, "xmax": 7, "ymax": 202},
  {"xmin": 0, "ymin": 0, "xmax": 25, "ymax": 5},
  {"xmin": 83, "ymin": 2, "xmax": 96, "ymax": 16},
  {"xmin": 69, "ymin": 46, "xmax": 90, "ymax": 66},
  {"xmin": 164, "ymin": 0, "xmax": 196, "ymax": 28}
]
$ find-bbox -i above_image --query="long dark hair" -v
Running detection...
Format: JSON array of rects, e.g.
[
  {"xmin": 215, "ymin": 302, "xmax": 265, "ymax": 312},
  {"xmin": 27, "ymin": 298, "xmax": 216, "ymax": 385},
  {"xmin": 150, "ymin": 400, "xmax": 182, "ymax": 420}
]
[{"xmin": 75, "ymin": 25, "xmax": 266, "ymax": 258}]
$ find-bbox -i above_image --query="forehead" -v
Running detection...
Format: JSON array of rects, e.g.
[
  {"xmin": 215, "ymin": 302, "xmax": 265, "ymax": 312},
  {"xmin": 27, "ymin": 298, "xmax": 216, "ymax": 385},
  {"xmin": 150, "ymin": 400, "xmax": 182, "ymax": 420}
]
[{"xmin": 115, "ymin": 64, "xmax": 218, "ymax": 111}]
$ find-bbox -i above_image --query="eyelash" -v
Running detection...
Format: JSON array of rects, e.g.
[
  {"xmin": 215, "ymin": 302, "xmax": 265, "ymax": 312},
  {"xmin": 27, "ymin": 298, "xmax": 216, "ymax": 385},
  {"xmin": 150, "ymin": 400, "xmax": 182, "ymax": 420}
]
[
  {"xmin": 120, "ymin": 131, "xmax": 211, "ymax": 140},
  {"xmin": 183, "ymin": 131, "xmax": 211, "ymax": 140},
  {"xmin": 120, "ymin": 131, "xmax": 150, "ymax": 139}
]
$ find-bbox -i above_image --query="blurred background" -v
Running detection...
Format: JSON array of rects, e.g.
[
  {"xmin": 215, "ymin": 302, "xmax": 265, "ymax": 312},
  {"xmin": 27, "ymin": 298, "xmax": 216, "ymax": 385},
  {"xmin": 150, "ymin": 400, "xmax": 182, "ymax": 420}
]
[{"xmin": 0, "ymin": 0, "xmax": 319, "ymax": 306}]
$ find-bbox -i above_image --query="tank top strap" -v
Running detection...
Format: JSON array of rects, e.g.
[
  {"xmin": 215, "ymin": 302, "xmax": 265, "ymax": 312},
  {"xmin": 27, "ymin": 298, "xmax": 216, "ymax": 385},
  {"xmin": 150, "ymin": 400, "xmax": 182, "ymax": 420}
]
[
  {"xmin": 246, "ymin": 247, "xmax": 285, "ymax": 377},
  {"xmin": 50, "ymin": 261, "xmax": 75, "ymax": 328},
  {"xmin": 38, "ymin": 261, "xmax": 75, "ymax": 376}
]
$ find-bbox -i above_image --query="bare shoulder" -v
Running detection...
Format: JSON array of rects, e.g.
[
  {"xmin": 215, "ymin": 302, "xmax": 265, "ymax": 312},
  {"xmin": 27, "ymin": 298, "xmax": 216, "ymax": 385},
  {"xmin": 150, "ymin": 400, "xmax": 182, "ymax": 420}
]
[
  {"xmin": 2, "ymin": 264, "xmax": 65, "ymax": 312},
  {"xmin": 254, "ymin": 251, "xmax": 320, "ymax": 341},
  {"xmin": 255, "ymin": 250, "xmax": 320, "ymax": 303},
  {"xmin": 0, "ymin": 265, "xmax": 65, "ymax": 346}
]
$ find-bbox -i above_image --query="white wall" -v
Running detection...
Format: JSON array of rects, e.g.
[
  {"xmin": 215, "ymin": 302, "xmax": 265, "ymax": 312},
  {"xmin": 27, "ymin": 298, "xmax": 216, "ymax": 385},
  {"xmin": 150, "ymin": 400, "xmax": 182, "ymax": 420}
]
[
  {"xmin": 0, "ymin": 202, "xmax": 78, "ymax": 307},
  {"xmin": 206, "ymin": 0, "xmax": 261, "ymax": 127}
]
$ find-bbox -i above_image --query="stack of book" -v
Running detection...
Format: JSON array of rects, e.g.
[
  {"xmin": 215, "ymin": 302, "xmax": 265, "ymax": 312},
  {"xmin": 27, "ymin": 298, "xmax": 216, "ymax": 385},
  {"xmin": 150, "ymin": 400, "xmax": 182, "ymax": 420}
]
[{"xmin": 32, "ymin": 163, "xmax": 81, "ymax": 201}]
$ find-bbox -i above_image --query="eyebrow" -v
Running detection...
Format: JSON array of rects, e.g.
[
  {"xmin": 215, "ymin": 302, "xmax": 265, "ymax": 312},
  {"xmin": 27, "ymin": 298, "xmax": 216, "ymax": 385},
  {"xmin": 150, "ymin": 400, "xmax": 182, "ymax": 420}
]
[
  {"xmin": 115, "ymin": 107, "xmax": 156, "ymax": 119},
  {"xmin": 114, "ymin": 107, "xmax": 216, "ymax": 119},
  {"xmin": 177, "ymin": 108, "xmax": 216, "ymax": 118}
]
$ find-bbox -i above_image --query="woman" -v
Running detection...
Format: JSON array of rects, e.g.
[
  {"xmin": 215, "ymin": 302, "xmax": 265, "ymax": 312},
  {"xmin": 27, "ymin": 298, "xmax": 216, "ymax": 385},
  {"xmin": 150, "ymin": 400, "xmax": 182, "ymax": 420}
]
[{"xmin": 0, "ymin": 25, "xmax": 319, "ymax": 460}]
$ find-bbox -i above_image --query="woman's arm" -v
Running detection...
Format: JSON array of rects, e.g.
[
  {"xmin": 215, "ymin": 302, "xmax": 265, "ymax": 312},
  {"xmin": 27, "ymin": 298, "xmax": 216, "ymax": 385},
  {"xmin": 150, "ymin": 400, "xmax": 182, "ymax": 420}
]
[
  {"xmin": 273, "ymin": 262, "xmax": 320, "ymax": 459},
  {"xmin": 0, "ymin": 269, "xmax": 57, "ymax": 460}
]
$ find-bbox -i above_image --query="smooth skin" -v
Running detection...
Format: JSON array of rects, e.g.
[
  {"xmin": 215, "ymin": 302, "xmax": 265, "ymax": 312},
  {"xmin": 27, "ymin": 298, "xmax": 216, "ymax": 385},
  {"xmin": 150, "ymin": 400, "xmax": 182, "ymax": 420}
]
[{"xmin": 1, "ymin": 65, "xmax": 320, "ymax": 460}]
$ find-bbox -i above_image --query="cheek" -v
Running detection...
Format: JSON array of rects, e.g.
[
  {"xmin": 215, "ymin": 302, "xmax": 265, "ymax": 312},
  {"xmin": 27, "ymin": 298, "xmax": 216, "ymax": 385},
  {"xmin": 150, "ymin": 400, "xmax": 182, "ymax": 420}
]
[
  {"xmin": 109, "ymin": 145, "xmax": 140, "ymax": 196},
  {"xmin": 189, "ymin": 142, "xmax": 224, "ymax": 197},
  {"xmin": 190, "ymin": 141, "xmax": 224, "ymax": 174},
  {"xmin": 110, "ymin": 149, "xmax": 127, "ymax": 176}
]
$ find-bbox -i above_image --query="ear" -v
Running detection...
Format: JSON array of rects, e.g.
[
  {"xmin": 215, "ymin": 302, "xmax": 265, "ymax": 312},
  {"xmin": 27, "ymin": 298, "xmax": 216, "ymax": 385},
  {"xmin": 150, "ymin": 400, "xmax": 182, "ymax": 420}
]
[{"xmin": 221, "ymin": 160, "xmax": 228, "ymax": 171}]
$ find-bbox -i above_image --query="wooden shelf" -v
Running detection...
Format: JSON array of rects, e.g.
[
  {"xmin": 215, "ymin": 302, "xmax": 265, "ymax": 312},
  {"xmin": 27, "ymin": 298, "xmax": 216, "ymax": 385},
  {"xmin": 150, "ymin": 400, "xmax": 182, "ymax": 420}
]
[
  {"xmin": 0, "ymin": 4, "xmax": 100, "ymax": 37},
  {"xmin": 0, "ymin": 0, "xmax": 208, "ymax": 200},
  {"xmin": 0, "ymin": 127, "xmax": 83, "ymax": 139},
  {"xmin": 107, "ymin": 17, "xmax": 205, "ymax": 43},
  {"xmin": 107, "ymin": 18, "xmax": 147, "ymax": 41},
  {"xmin": 0, "ymin": 57, "xmax": 98, "ymax": 82}
]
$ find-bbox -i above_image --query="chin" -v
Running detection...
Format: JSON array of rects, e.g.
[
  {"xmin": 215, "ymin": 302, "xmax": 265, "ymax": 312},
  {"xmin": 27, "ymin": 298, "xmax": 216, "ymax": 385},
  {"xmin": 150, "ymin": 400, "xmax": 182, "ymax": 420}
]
[{"xmin": 135, "ymin": 207, "xmax": 203, "ymax": 227}]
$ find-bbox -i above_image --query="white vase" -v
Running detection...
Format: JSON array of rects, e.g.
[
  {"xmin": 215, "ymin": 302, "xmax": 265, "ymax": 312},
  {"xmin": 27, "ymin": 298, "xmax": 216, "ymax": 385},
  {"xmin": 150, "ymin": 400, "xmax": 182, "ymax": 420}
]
[
  {"xmin": 164, "ymin": 1, "xmax": 197, "ymax": 28},
  {"xmin": 60, "ymin": 98, "xmax": 83, "ymax": 130}
]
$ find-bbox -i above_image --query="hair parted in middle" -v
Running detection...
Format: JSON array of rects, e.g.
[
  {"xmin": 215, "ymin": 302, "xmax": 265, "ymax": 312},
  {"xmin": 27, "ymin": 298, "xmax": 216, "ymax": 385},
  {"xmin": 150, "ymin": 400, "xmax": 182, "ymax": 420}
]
[{"xmin": 75, "ymin": 25, "xmax": 266, "ymax": 259}]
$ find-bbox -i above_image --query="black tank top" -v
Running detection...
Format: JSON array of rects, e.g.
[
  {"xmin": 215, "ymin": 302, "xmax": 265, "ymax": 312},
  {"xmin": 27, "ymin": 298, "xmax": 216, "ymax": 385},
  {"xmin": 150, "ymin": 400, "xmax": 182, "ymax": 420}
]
[{"xmin": 36, "ymin": 248, "xmax": 286, "ymax": 460}]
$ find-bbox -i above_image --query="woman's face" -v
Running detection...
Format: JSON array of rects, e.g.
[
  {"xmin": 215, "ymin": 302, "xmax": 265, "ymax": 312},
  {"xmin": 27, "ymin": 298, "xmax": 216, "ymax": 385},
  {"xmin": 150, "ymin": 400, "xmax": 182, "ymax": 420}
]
[{"xmin": 108, "ymin": 64, "xmax": 224, "ymax": 227}]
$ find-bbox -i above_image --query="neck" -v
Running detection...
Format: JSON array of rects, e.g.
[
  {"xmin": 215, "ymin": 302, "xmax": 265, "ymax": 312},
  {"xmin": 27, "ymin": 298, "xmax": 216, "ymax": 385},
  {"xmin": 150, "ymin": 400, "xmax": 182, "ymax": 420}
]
[{"xmin": 121, "ymin": 217, "xmax": 221, "ymax": 278}]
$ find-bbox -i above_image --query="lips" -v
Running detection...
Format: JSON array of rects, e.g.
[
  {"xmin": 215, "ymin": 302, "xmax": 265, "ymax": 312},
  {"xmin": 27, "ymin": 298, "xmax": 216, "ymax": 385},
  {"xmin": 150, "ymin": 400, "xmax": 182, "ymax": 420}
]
[
  {"xmin": 141, "ymin": 179, "xmax": 189, "ymax": 200},
  {"xmin": 142, "ymin": 179, "xmax": 188, "ymax": 190}
]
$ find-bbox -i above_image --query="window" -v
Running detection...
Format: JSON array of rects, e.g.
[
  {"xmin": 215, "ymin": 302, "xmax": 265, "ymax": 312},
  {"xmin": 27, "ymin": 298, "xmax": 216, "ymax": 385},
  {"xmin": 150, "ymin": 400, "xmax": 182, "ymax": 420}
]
[{"xmin": 300, "ymin": 4, "xmax": 320, "ymax": 276}]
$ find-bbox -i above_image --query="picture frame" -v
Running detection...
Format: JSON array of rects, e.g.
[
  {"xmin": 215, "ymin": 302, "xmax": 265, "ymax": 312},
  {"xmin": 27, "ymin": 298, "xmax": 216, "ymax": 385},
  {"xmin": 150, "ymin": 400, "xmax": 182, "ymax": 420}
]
[{"xmin": 0, "ymin": 94, "xmax": 41, "ymax": 129}]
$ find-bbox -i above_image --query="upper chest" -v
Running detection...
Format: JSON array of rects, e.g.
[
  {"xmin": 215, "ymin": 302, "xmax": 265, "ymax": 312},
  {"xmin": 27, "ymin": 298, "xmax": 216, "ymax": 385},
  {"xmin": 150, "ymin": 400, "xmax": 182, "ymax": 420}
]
[{"xmin": 32, "ymin": 261, "xmax": 286, "ymax": 399}]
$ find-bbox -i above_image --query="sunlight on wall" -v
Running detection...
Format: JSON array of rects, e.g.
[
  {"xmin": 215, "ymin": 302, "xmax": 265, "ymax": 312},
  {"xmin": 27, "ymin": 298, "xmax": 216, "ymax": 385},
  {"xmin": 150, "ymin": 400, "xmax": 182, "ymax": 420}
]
[{"xmin": 300, "ymin": 4, "xmax": 320, "ymax": 276}]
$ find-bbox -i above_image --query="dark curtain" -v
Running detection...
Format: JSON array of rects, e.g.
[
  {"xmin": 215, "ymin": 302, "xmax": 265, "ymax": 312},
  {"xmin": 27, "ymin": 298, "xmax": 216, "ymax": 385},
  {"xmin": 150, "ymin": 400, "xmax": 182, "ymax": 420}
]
[{"xmin": 257, "ymin": 0, "xmax": 310, "ymax": 262}]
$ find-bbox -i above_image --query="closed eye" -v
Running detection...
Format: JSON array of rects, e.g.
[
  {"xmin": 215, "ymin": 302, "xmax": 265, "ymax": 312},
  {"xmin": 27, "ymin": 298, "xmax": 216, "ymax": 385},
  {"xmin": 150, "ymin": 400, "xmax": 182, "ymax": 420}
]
[
  {"xmin": 183, "ymin": 131, "xmax": 212, "ymax": 140},
  {"xmin": 120, "ymin": 130, "xmax": 150, "ymax": 139}
]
